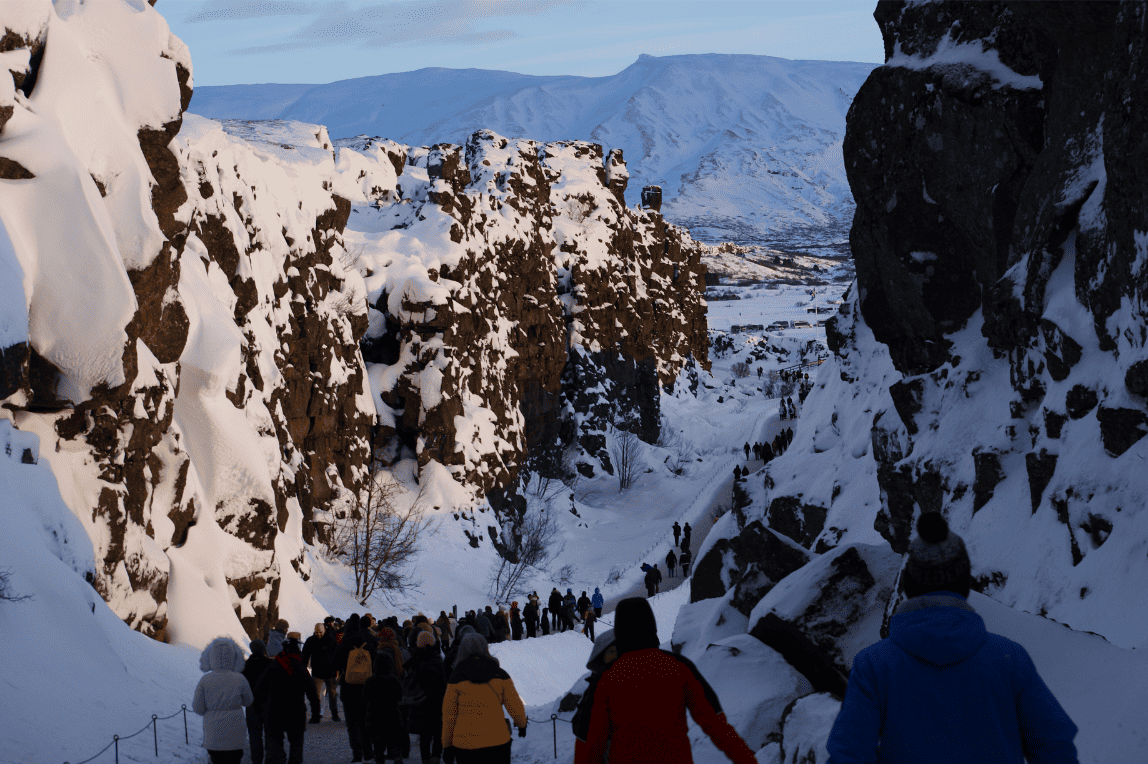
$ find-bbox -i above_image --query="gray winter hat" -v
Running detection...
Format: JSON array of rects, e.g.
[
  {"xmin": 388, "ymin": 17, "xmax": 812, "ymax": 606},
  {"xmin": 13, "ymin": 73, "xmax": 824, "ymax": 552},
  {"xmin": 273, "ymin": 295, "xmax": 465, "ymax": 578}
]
[
  {"xmin": 904, "ymin": 512, "xmax": 971, "ymax": 595},
  {"xmin": 586, "ymin": 628, "xmax": 616, "ymax": 672}
]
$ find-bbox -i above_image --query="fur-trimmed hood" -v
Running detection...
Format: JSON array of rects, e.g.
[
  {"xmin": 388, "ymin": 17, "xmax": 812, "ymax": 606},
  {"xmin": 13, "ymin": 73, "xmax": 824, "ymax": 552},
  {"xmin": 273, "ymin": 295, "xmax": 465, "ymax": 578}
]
[{"xmin": 199, "ymin": 636, "xmax": 246, "ymax": 673}]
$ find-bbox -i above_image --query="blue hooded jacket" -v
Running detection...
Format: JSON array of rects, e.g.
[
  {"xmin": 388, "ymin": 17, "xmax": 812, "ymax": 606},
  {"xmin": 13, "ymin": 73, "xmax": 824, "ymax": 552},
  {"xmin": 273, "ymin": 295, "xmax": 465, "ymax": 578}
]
[
  {"xmin": 826, "ymin": 593, "xmax": 1078, "ymax": 764},
  {"xmin": 591, "ymin": 588, "xmax": 604, "ymax": 608}
]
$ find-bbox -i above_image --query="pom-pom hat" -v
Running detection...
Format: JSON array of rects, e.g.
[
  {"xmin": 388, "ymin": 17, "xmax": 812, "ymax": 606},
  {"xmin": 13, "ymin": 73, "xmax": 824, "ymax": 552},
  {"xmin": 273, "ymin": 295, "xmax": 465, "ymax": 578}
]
[{"xmin": 904, "ymin": 512, "xmax": 971, "ymax": 594}]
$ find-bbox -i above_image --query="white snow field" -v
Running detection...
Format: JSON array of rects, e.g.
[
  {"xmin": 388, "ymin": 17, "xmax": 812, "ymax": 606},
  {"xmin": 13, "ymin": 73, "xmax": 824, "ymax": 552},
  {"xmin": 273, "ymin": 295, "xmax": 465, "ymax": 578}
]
[{"xmin": 187, "ymin": 53, "xmax": 877, "ymax": 244}]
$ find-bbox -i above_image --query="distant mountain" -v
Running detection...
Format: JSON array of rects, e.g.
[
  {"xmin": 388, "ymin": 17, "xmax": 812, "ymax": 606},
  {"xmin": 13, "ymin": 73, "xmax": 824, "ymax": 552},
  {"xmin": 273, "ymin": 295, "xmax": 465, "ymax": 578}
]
[{"xmin": 189, "ymin": 54, "xmax": 876, "ymax": 244}]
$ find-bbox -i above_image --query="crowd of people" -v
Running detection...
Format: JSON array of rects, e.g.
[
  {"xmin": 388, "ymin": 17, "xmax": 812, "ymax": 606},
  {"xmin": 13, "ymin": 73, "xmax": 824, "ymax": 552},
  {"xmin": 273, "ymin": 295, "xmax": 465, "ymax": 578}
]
[{"xmin": 190, "ymin": 511, "xmax": 1082, "ymax": 764}]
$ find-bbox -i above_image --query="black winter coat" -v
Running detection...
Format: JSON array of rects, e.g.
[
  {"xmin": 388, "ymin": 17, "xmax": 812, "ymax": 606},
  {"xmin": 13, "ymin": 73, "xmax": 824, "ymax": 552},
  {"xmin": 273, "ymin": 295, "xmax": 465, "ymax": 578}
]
[
  {"xmin": 302, "ymin": 634, "xmax": 336, "ymax": 679},
  {"xmin": 242, "ymin": 654, "xmax": 274, "ymax": 694},
  {"xmin": 577, "ymin": 595, "xmax": 591, "ymax": 613},
  {"xmin": 254, "ymin": 652, "xmax": 321, "ymax": 725},
  {"xmin": 523, "ymin": 602, "xmax": 539, "ymax": 625},
  {"xmin": 548, "ymin": 591, "xmax": 563, "ymax": 612}
]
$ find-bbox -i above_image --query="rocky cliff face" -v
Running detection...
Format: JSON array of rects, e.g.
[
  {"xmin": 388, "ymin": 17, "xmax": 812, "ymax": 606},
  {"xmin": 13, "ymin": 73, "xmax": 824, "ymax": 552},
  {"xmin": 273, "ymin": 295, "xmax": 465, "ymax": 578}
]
[
  {"xmin": 341, "ymin": 131, "xmax": 708, "ymax": 503},
  {"xmin": 692, "ymin": 0, "xmax": 1148, "ymax": 711},
  {"xmin": 0, "ymin": 1, "xmax": 706, "ymax": 643}
]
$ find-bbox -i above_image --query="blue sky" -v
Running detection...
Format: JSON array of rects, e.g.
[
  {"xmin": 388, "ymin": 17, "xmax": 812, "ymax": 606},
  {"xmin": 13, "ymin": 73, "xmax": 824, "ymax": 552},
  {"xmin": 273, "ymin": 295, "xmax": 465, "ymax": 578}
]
[{"xmin": 162, "ymin": 0, "xmax": 885, "ymax": 86}]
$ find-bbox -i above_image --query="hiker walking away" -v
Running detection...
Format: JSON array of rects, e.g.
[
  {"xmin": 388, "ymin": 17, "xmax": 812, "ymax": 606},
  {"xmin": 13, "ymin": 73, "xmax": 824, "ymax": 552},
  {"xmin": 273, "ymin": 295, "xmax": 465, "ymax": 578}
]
[
  {"xmin": 825, "ymin": 512, "xmax": 1080, "ymax": 764},
  {"xmin": 442, "ymin": 634, "xmax": 528, "ymax": 764},
  {"xmin": 563, "ymin": 599, "xmax": 581, "ymax": 633},
  {"xmin": 680, "ymin": 533, "xmax": 690, "ymax": 556},
  {"xmin": 365, "ymin": 637, "xmax": 405, "ymax": 764},
  {"xmin": 576, "ymin": 598, "xmax": 757, "ymax": 764},
  {"xmin": 335, "ymin": 615, "xmax": 377, "ymax": 762},
  {"xmin": 672, "ymin": 521, "xmax": 681, "ymax": 547},
  {"xmin": 582, "ymin": 607, "xmax": 597, "ymax": 642},
  {"xmin": 743, "ymin": 442, "xmax": 750, "ymax": 460},
  {"xmin": 242, "ymin": 640, "xmax": 273, "ymax": 764},
  {"xmin": 510, "ymin": 602, "xmax": 523, "ymax": 641},
  {"xmin": 266, "ymin": 619, "xmax": 289, "ymax": 658},
  {"xmin": 577, "ymin": 591, "xmax": 592, "ymax": 615},
  {"xmin": 683, "ymin": 522, "xmax": 691, "ymax": 543},
  {"xmin": 524, "ymin": 596, "xmax": 539, "ymax": 639},
  {"xmin": 644, "ymin": 565, "xmax": 658, "ymax": 598},
  {"xmin": 590, "ymin": 588, "xmax": 604, "ymax": 618},
  {"xmin": 548, "ymin": 588, "xmax": 563, "ymax": 631},
  {"xmin": 540, "ymin": 608, "xmax": 551, "ymax": 636},
  {"xmin": 257, "ymin": 633, "xmax": 321, "ymax": 764},
  {"xmin": 572, "ymin": 630, "xmax": 617, "ymax": 763},
  {"xmin": 666, "ymin": 549, "xmax": 677, "ymax": 578},
  {"xmin": 474, "ymin": 608, "xmax": 493, "ymax": 641},
  {"xmin": 437, "ymin": 610, "xmax": 454, "ymax": 652},
  {"xmin": 653, "ymin": 564, "xmax": 662, "ymax": 593},
  {"xmin": 303, "ymin": 623, "xmax": 337, "ymax": 723},
  {"xmin": 193, "ymin": 636, "xmax": 253, "ymax": 764},
  {"xmin": 411, "ymin": 630, "xmax": 448, "ymax": 764},
  {"xmin": 680, "ymin": 549, "xmax": 692, "ymax": 577}
]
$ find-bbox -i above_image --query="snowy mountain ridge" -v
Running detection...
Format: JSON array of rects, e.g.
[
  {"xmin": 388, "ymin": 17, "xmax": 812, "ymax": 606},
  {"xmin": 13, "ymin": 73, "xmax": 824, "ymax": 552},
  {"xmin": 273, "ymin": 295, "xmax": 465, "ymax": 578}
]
[{"xmin": 188, "ymin": 53, "xmax": 877, "ymax": 244}]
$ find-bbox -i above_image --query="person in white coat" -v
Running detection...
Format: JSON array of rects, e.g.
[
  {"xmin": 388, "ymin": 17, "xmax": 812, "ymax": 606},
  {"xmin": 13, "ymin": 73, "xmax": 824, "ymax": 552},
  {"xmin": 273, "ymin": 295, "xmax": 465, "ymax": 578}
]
[{"xmin": 193, "ymin": 636, "xmax": 255, "ymax": 764}]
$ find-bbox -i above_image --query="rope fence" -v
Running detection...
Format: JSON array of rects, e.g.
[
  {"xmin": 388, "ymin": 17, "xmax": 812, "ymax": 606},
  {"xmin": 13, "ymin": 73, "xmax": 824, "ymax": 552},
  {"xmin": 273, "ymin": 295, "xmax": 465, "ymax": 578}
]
[{"xmin": 64, "ymin": 705, "xmax": 190, "ymax": 764}]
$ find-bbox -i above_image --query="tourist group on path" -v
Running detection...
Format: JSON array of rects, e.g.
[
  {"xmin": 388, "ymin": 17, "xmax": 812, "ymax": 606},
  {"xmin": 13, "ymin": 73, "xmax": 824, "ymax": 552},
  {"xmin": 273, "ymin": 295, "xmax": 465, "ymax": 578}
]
[
  {"xmin": 192, "ymin": 510, "xmax": 1082, "ymax": 764},
  {"xmin": 640, "ymin": 521, "xmax": 692, "ymax": 598}
]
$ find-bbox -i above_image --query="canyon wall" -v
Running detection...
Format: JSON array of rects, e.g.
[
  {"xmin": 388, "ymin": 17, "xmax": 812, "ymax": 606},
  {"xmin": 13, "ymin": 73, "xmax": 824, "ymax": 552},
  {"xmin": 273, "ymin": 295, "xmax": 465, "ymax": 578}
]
[
  {"xmin": 689, "ymin": 0, "xmax": 1148, "ymax": 722},
  {"xmin": 0, "ymin": 1, "xmax": 706, "ymax": 642}
]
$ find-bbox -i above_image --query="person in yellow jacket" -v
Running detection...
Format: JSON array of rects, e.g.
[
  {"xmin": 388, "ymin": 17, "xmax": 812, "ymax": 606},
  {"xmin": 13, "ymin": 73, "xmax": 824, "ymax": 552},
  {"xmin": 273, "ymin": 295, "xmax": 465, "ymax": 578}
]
[{"xmin": 441, "ymin": 633, "xmax": 527, "ymax": 764}]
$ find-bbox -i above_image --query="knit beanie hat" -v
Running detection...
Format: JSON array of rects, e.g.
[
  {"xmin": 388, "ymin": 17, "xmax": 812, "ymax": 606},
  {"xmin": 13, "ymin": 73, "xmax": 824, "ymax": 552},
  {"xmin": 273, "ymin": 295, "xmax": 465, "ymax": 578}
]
[
  {"xmin": 614, "ymin": 597, "xmax": 659, "ymax": 655},
  {"xmin": 378, "ymin": 627, "xmax": 396, "ymax": 642},
  {"xmin": 416, "ymin": 630, "xmax": 436, "ymax": 648},
  {"xmin": 274, "ymin": 619, "xmax": 289, "ymax": 632},
  {"xmin": 249, "ymin": 639, "xmax": 267, "ymax": 656},
  {"xmin": 904, "ymin": 512, "xmax": 971, "ymax": 597}
]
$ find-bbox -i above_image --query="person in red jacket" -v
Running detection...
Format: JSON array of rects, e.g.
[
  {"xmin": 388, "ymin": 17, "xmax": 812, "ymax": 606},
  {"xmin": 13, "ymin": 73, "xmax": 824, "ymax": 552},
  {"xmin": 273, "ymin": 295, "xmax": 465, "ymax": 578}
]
[{"xmin": 576, "ymin": 597, "xmax": 758, "ymax": 764}]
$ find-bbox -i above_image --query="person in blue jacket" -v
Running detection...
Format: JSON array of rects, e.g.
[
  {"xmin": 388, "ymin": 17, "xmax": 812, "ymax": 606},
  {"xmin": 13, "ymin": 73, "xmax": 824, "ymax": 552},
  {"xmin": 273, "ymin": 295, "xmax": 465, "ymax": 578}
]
[
  {"xmin": 590, "ymin": 587, "xmax": 604, "ymax": 617},
  {"xmin": 826, "ymin": 512, "xmax": 1079, "ymax": 764}
]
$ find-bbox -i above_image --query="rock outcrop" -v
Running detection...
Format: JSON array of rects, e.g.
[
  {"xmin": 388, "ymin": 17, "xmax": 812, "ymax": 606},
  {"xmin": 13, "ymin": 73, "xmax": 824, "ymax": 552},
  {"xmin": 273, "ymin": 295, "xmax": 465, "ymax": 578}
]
[
  {"xmin": 0, "ymin": 2, "xmax": 707, "ymax": 643},
  {"xmin": 693, "ymin": 1, "xmax": 1148, "ymax": 719}
]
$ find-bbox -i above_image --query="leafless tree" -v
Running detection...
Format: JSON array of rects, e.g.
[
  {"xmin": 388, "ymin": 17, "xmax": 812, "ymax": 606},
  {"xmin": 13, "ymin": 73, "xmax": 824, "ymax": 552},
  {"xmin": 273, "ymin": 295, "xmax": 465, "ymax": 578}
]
[
  {"xmin": 732, "ymin": 361, "xmax": 752, "ymax": 378},
  {"xmin": 489, "ymin": 500, "xmax": 564, "ymax": 602},
  {"xmin": 611, "ymin": 426, "xmax": 642, "ymax": 492},
  {"xmin": 604, "ymin": 564, "xmax": 623, "ymax": 586},
  {"xmin": 327, "ymin": 472, "xmax": 435, "ymax": 604},
  {"xmin": 0, "ymin": 568, "xmax": 31, "ymax": 603}
]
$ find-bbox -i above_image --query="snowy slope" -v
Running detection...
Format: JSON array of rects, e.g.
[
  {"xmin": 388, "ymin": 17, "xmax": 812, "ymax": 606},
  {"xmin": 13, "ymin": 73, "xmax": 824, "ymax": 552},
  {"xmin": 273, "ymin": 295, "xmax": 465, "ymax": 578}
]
[{"xmin": 189, "ymin": 54, "xmax": 877, "ymax": 243}]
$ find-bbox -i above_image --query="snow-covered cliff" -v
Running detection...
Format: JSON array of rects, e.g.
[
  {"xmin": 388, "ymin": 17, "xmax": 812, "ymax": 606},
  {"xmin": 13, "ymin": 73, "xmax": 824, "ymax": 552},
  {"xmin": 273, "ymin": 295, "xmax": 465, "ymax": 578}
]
[{"xmin": 188, "ymin": 53, "xmax": 877, "ymax": 244}]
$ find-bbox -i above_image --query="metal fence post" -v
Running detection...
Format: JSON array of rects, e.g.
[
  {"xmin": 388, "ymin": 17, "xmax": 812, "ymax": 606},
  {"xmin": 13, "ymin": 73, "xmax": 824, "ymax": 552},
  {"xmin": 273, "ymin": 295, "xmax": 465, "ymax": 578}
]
[
  {"xmin": 113, "ymin": 735, "xmax": 119, "ymax": 764},
  {"xmin": 152, "ymin": 714, "xmax": 158, "ymax": 756},
  {"xmin": 551, "ymin": 713, "xmax": 558, "ymax": 759},
  {"xmin": 182, "ymin": 704, "xmax": 188, "ymax": 744}
]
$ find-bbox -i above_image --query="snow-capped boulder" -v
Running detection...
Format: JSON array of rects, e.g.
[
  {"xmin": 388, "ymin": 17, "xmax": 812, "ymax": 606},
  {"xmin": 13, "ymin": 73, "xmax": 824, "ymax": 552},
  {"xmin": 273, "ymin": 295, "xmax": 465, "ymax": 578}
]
[
  {"xmin": 691, "ymin": 634, "xmax": 814, "ymax": 752},
  {"xmin": 746, "ymin": 544, "xmax": 901, "ymax": 699},
  {"xmin": 691, "ymin": 519, "xmax": 812, "ymax": 612}
]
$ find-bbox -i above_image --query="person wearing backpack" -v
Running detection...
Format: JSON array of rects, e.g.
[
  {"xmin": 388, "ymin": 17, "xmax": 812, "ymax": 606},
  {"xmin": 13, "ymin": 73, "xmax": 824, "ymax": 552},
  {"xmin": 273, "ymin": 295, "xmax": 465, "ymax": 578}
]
[
  {"xmin": 590, "ymin": 588, "xmax": 604, "ymax": 618},
  {"xmin": 192, "ymin": 636, "xmax": 253, "ymax": 764},
  {"xmin": 825, "ymin": 512, "xmax": 1080, "ymax": 764},
  {"xmin": 256, "ymin": 634, "xmax": 321, "ymax": 764},
  {"xmin": 412, "ymin": 630, "xmax": 448, "ymax": 764},
  {"xmin": 539, "ymin": 608, "xmax": 551, "ymax": 636},
  {"xmin": 680, "ymin": 549, "xmax": 692, "ymax": 577},
  {"xmin": 336, "ymin": 615, "xmax": 376, "ymax": 762},
  {"xmin": 366, "ymin": 640, "xmax": 406, "ymax": 764},
  {"xmin": 548, "ymin": 589, "xmax": 562, "ymax": 630},
  {"xmin": 523, "ymin": 597, "xmax": 539, "ymax": 639},
  {"xmin": 509, "ymin": 602, "xmax": 523, "ymax": 641},
  {"xmin": 442, "ymin": 634, "xmax": 527, "ymax": 764},
  {"xmin": 666, "ymin": 549, "xmax": 677, "ymax": 578}
]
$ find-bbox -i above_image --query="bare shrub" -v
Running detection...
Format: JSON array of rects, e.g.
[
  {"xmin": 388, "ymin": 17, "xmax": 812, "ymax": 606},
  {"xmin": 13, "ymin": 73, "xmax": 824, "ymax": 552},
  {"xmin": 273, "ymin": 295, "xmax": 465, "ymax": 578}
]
[
  {"xmin": 732, "ymin": 361, "xmax": 752, "ymax": 378},
  {"xmin": 0, "ymin": 568, "xmax": 31, "ymax": 603},
  {"xmin": 604, "ymin": 565, "xmax": 623, "ymax": 586},
  {"xmin": 611, "ymin": 427, "xmax": 642, "ymax": 492},
  {"xmin": 489, "ymin": 501, "xmax": 564, "ymax": 602},
  {"xmin": 556, "ymin": 564, "xmax": 576, "ymax": 586},
  {"xmin": 327, "ymin": 473, "xmax": 435, "ymax": 604}
]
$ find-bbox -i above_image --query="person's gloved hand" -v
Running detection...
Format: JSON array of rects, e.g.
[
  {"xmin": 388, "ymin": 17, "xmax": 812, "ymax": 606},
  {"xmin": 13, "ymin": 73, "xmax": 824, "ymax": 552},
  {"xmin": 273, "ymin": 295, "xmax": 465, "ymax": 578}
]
[{"xmin": 518, "ymin": 724, "xmax": 528, "ymax": 738}]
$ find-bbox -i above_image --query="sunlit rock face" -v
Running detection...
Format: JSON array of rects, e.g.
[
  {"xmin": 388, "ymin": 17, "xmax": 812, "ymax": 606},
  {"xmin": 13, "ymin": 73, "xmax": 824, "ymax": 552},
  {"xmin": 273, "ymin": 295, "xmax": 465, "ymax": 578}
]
[{"xmin": 0, "ymin": 2, "xmax": 708, "ymax": 642}]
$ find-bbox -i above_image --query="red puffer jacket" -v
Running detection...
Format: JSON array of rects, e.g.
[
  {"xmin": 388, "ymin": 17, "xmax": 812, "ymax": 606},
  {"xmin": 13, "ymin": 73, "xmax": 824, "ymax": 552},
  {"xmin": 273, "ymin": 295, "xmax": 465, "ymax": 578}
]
[{"xmin": 577, "ymin": 648, "xmax": 757, "ymax": 764}]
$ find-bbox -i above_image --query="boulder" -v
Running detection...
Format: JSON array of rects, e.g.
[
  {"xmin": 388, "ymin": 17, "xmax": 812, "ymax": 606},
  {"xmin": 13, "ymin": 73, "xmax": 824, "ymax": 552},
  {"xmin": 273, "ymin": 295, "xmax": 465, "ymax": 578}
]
[{"xmin": 748, "ymin": 544, "xmax": 901, "ymax": 698}]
